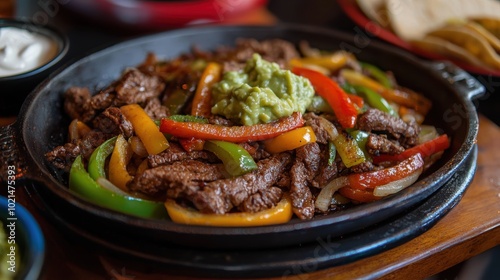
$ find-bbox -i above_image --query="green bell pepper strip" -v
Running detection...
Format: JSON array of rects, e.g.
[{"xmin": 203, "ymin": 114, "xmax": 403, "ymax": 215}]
[
  {"xmin": 69, "ymin": 156, "xmax": 167, "ymax": 219},
  {"xmin": 328, "ymin": 141, "xmax": 336, "ymax": 166},
  {"xmin": 168, "ymin": 115, "xmax": 209, "ymax": 123},
  {"xmin": 360, "ymin": 62, "xmax": 393, "ymax": 89},
  {"xmin": 163, "ymin": 88, "xmax": 194, "ymax": 115},
  {"xmin": 352, "ymin": 85, "xmax": 398, "ymax": 117},
  {"xmin": 332, "ymin": 132, "xmax": 366, "ymax": 168},
  {"xmin": 204, "ymin": 140, "xmax": 257, "ymax": 177},
  {"xmin": 88, "ymin": 136, "xmax": 117, "ymax": 180},
  {"xmin": 349, "ymin": 130, "xmax": 371, "ymax": 160}
]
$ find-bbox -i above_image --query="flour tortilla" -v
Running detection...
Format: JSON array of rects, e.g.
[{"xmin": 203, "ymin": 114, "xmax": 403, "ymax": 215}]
[
  {"xmin": 356, "ymin": 0, "xmax": 390, "ymax": 27},
  {"xmin": 386, "ymin": 0, "xmax": 500, "ymax": 41}
]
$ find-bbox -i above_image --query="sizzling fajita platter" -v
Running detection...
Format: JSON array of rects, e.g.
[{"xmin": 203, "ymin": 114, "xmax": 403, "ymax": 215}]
[{"xmin": 0, "ymin": 25, "xmax": 483, "ymax": 257}]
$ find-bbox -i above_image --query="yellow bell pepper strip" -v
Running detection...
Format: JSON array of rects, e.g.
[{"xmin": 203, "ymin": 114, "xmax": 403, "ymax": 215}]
[
  {"xmin": 159, "ymin": 112, "xmax": 304, "ymax": 143},
  {"xmin": 88, "ymin": 136, "xmax": 117, "ymax": 180},
  {"xmin": 69, "ymin": 156, "xmax": 167, "ymax": 218},
  {"xmin": 292, "ymin": 66, "xmax": 358, "ymax": 129},
  {"xmin": 352, "ymin": 85, "xmax": 398, "ymax": 117},
  {"xmin": 373, "ymin": 134, "xmax": 450, "ymax": 164},
  {"xmin": 340, "ymin": 69, "xmax": 432, "ymax": 115},
  {"xmin": 360, "ymin": 62, "xmax": 394, "ymax": 89},
  {"xmin": 68, "ymin": 119, "xmax": 91, "ymax": 142},
  {"xmin": 191, "ymin": 62, "xmax": 222, "ymax": 117},
  {"xmin": 264, "ymin": 126, "xmax": 317, "ymax": 154},
  {"xmin": 332, "ymin": 131, "xmax": 366, "ymax": 168},
  {"xmin": 108, "ymin": 134, "xmax": 133, "ymax": 191},
  {"xmin": 120, "ymin": 104, "xmax": 169, "ymax": 155},
  {"xmin": 289, "ymin": 52, "xmax": 350, "ymax": 71},
  {"xmin": 204, "ymin": 140, "xmax": 257, "ymax": 177},
  {"xmin": 164, "ymin": 196, "xmax": 292, "ymax": 227}
]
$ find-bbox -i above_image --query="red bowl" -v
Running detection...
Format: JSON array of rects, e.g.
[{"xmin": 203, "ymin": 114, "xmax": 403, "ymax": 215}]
[{"xmin": 65, "ymin": 0, "xmax": 268, "ymax": 29}]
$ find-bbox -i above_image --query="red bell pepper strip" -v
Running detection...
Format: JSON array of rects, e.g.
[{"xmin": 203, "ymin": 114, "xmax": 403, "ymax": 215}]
[
  {"xmin": 338, "ymin": 186, "xmax": 381, "ymax": 203},
  {"xmin": 348, "ymin": 153, "xmax": 424, "ymax": 191},
  {"xmin": 160, "ymin": 112, "xmax": 304, "ymax": 142},
  {"xmin": 191, "ymin": 62, "xmax": 222, "ymax": 117},
  {"xmin": 292, "ymin": 66, "xmax": 358, "ymax": 129},
  {"xmin": 347, "ymin": 93, "xmax": 364, "ymax": 109},
  {"xmin": 372, "ymin": 134, "xmax": 450, "ymax": 164}
]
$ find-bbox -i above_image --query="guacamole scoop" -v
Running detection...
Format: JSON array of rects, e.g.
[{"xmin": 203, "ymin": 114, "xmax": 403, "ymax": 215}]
[{"xmin": 211, "ymin": 54, "xmax": 315, "ymax": 125}]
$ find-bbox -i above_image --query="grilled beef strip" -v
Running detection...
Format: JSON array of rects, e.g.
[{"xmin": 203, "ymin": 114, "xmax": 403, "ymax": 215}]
[
  {"xmin": 92, "ymin": 107, "xmax": 134, "ymax": 138},
  {"xmin": 192, "ymin": 153, "xmax": 292, "ymax": 214},
  {"xmin": 129, "ymin": 160, "xmax": 226, "ymax": 197},
  {"xmin": 357, "ymin": 109, "xmax": 420, "ymax": 147},
  {"xmin": 239, "ymin": 186, "xmax": 284, "ymax": 213},
  {"xmin": 290, "ymin": 143, "xmax": 321, "ymax": 220},
  {"xmin": 366, "ymin": 133, "xmax": 405, "ymax": 156},
  {"xmin": 148, "ymin": 142, "xmax": 218, "ymax": 168}
]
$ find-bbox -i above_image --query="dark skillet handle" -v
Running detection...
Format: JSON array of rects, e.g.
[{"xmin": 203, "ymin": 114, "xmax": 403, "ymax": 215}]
[
  {"xmin": 0, "ymin": 123, "xmax": 29, "ymax": 186},
  {"xmin": 427, "ymin": 61, "xmax": 486, "ymax": 100}
]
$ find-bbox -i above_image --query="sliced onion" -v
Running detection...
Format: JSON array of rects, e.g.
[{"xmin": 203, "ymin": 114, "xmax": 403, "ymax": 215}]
[
  {"xmin": 315, "ymin": 176, "xmax": 349, "ymax": 212},
  {"xmin": 318, "ymin": 116, "xmax": 339, "ymax": 141},
  {"xmin": 96, "ymin": 177, "xmax": 129, "ymax": 196},
  {"xmin": 129, "ymin": 136, "xmax": 149, "ymax": 157},
  {"xmin": 373, "ymin": 168, "xmax": 423, "ymax": 197},
  {"xmin": 418, "ymin": 125, "xmax": 438, "ymax": 144}
]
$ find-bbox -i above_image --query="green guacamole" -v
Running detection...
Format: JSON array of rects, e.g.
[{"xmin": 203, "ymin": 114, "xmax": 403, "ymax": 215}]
[{"xmin": 211, "ymin": 54, "xmax": 315, "ymax": 125}]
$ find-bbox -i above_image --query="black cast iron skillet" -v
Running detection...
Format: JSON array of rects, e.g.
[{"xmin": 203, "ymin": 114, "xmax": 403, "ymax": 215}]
[{"xmin": 0, "ymin": 24, "xmax": 484, "ymax": 250}]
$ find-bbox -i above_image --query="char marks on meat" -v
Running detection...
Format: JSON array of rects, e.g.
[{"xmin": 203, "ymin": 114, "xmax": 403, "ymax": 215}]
[
  {"xmin": 304, "ymin": 113, "xmax": 332, "ymax": 144},
  {"xmin": 216, "ymin": 38, "xmax": 300, "ymax": 72},
  {"xmin": 64, "ymin": 87, "xmax": 91, "ymax": 121},
  {"xmin": 357, "ymin": 109, "xmax": 420, "ymax": 147},
  {"xmin": 92, "ymin": 107, "xmax": 134, "ymax": 138},
  {"xmin": 129, "ymin": 160, "xmax": 226, "ymax": 197},
  {"xmin": 143, "ymin": 98, "xmax": 169, "ymax": 120},
  {"xmin": 45, "ymin": 143, "xmax": 80, "ymax": 172},
  {"xmin": 239, "ymin": 187, "xmax": 283, "ymax": 213},
  {"xmin": 366, "ymin": 133, "xmax": 405, "ymax": 156},
  {"xmin": 192, "ymin": 153, "xmax": 292, "ymax": 214},
  {"xmin": 113, "ymin": 68, "xmax": 165, "ymax": 106},
  {"xmin": 290, "ymin": 143, "xmax": 321, "ymax": 220},
  {"xmin": 148, "ymin": 143, "xmax": 218, "ymax": 168}
]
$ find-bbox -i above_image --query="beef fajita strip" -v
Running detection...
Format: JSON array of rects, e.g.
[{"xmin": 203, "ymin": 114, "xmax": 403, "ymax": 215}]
[{"xmin": 192, "ymin": 153, "xmax": 292, "ymax": 214}]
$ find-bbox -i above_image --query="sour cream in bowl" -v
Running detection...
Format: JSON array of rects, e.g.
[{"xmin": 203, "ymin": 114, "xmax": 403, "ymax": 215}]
[{"xmin": 0, "ymin": 19, "xmax": 68, "ymax": 116}]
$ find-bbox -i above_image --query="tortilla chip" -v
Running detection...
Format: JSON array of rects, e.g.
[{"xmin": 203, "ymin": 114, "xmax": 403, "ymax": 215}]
[
  {"xmin": 410, "ymin": 36, "xmax": 491, "ymax": 69},
  {"xmin": 463, "ymin": 21, "xmax": 500, "ymax": 51},
  {"xmin": 428, "ymin": 25, "xmax": 500, "ymax": 69},
  {"xmin": 471, "ymin": 17, "xmax": 500, "ymax": 39}
]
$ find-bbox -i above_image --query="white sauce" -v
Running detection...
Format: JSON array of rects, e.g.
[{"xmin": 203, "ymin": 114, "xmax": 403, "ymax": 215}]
[{"xmin": 0, "ymin": 27, "xmax": 58, "ymax": 78}]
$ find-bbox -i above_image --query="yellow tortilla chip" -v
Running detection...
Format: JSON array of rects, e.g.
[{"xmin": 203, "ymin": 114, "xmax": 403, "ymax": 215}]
[
  {"xmin": 463, "ymin": 21, "xmax": 500, "ymax": 52},
  {"xmin": 410, "ymin": 35, "xmax": 491, "ymax": 69},
  {"xmin": 471, "ymin": 17, "xmax": 500, "ymax": 39},
  {"xmin": 428, "ymin": 25, "xmax": 500, "ymax": 69}
]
